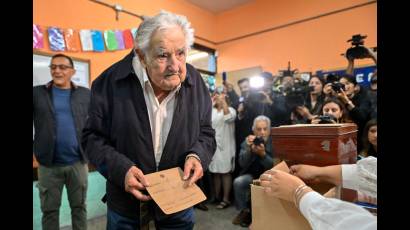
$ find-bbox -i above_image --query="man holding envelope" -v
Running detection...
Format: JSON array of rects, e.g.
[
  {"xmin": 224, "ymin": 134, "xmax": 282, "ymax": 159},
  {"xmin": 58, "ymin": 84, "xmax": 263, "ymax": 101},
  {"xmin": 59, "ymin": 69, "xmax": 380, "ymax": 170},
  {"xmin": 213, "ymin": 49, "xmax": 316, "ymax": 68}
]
[{"xmin": 82, "ymin": 11, "xmax": 216, "ymax": 230}]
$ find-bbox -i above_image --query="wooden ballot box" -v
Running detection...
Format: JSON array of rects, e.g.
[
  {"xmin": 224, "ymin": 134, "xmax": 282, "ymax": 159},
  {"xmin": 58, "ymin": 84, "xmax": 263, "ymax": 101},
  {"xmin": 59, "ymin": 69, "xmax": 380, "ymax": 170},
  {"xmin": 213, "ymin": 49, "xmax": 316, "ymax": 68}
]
[{"xmin": 271, "ymin": 123, "xmax": 358, "ymax": 201}]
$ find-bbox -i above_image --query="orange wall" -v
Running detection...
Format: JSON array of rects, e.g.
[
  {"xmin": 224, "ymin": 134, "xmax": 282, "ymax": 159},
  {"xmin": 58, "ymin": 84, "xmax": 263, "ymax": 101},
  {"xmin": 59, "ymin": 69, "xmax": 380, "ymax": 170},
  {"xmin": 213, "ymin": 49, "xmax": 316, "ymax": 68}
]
[
  {"xmin": 34, "ymin": 0, "xmax": 377, "ymax": 80},
  {"xmin": 33, "ymin": 0, "xmax": 216, "ymax": 82},
  {"xmin": 215, "ymin": 0, "xmax": 377, "ymax": 74}
]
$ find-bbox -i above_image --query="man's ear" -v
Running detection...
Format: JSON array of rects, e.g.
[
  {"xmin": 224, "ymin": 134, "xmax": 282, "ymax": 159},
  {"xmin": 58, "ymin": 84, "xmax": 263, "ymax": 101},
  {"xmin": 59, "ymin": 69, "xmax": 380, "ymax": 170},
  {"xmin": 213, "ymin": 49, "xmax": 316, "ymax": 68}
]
[{"xmin": 135, "ymin": 49, "xmax": 147, "ymax": 66}]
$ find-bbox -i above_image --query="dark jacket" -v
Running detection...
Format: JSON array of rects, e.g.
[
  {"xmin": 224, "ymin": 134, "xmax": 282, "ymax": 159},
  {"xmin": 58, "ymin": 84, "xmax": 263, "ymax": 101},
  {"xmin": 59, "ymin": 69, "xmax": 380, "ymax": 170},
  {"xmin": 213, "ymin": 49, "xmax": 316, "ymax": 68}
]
[
  {"xmin": 33, "ymin": 82, "xmax": 90, "ymax": 166},
  {"xmin": 238, "ymin": 136, "xmax": 274, "ymax": 178},
  {"xmin": 81, "ymin": 51, "xmax": 216, "ymax": 218},
  {"xmin": 350, "ymin": 87, "xmax": 372, "ymax": 152}
]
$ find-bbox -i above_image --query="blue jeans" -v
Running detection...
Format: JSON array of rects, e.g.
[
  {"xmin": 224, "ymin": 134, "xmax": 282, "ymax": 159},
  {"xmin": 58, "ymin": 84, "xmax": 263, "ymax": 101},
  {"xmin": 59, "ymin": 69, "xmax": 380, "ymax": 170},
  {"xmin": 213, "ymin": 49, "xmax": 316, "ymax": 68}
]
[
  {"xmin": 233, "ymin": 174, "xmax": 253, "ymax": 211},
  {"xmin": 107, "ymin": 207, "xmax": 194, "ymax": 230}
]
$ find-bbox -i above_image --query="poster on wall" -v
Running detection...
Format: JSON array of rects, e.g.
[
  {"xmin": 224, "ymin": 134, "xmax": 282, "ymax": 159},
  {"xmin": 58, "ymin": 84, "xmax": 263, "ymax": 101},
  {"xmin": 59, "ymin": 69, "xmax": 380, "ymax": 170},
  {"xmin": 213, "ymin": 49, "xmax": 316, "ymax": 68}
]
[{"xmin": 316, "ymin": 65, "xmax": 376, "ymax": 88}]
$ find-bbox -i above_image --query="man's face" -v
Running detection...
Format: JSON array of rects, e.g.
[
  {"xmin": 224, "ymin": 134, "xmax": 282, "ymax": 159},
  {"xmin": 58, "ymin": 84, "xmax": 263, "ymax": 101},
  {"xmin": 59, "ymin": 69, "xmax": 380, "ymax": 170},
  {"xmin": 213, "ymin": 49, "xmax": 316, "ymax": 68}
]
[
  {"xmin": 282, "ymin": 76, "xmax": 294, "ymax": 89},
  {"xmin": 238, "ymin": 81, "xmax": 250, "ymax": 97},
  {"xmin": 142, "ymin": 26, "xmax": 187, "ymax": 91},
  {"xmin": 253, "ymin": 120, "xmax": 270, "ymax": 141},
  {"xmin": 50, "ymin": 57, "xmax": 75, "ymax": 89}
]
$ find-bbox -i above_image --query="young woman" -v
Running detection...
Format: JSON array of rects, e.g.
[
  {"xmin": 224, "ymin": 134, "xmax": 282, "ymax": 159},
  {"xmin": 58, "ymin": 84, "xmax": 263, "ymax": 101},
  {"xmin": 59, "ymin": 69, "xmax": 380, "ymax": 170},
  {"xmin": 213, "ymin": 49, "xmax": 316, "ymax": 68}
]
[
  {"xmin": 360, "ymin": 119, "xmax": 377, "ymax": 158},
  {"xmin": 209, "ymin": 88, "xmax": 236, "ymax": 209},
  {"xmin": 293, "ymin": 75, "xmax": 325, "ymax": 123},
  {"xmin": 311, "ymin": 97, "xmax": 351, "ymax": 124}
]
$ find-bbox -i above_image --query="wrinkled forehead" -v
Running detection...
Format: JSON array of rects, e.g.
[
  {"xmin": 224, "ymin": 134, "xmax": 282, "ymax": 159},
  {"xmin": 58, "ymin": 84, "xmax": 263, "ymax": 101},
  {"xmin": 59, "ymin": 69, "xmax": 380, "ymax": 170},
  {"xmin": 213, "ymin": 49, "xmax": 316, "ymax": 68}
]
[{"xmin": 149, "ymin": 26, "xmax": 187, "ymax": 51}]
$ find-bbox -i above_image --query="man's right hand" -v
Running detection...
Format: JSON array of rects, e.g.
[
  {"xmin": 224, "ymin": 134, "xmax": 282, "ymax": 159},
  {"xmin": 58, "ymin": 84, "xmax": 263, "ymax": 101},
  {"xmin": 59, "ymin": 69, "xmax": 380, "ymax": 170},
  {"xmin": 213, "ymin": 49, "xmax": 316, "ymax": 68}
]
[{"xmin": 124, "ymin": 166, "xmax": 152, "ymax": 201}]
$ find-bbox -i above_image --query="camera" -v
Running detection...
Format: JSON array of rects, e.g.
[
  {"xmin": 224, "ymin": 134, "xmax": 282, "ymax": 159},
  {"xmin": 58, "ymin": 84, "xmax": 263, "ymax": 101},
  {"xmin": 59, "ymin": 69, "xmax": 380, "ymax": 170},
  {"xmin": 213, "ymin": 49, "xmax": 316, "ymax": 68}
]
[
  {"xmin": 346, "ymin": 34, "xmax": 369, "ymax": 59},
  {"xmin": 253, "ymin": 136, "xmax": 265, "ymax": 146},
  {"xmin": 331, "ymin": 82, "xmax": 345, "ymax": 93},
  {"xmin": 284, "ymin": 83, "xmax": 314, "ymax": 110},
  {"xmin": 317, "ymin": 114, "xmax": 337, "ymax": 124}
]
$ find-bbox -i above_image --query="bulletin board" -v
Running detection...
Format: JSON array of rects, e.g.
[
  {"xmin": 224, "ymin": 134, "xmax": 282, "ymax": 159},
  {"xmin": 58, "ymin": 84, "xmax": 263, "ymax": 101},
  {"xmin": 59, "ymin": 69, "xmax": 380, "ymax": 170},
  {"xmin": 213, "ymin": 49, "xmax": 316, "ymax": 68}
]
[{"xmin": 33, "ymin": 51, "xmax": 91, "ymax": 88}]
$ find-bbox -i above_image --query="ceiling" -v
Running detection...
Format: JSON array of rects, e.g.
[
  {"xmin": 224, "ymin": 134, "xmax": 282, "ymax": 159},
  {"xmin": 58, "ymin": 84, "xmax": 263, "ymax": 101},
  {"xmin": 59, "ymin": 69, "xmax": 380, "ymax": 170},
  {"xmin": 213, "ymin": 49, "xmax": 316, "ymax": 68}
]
[{"xmin": 185, "ymin": 0, "xmax": 254, "ymax": 13}]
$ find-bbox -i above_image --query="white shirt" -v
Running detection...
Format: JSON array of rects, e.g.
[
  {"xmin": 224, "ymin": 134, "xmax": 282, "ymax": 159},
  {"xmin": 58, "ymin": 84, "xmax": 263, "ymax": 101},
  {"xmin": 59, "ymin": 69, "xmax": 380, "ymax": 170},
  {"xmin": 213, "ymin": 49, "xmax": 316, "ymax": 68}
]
[
  {"xmin": 299, "ymin": 157, "xmax": 377, "ymax": 230},
  {"xmin": 209, "ymin": 107, "xmax": 236, "ymax": 173},
  {"xmin": 132, "ymin": 55, "xmax": 181, "ymax": 168}
]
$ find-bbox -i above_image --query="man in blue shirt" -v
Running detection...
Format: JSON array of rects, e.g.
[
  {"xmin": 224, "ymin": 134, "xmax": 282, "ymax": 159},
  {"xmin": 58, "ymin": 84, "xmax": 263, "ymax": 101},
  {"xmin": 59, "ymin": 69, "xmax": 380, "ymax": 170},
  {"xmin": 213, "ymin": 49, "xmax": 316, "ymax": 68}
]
[{"xmin": 33, "ymin": 54, "xmax": 90, "ymax": 230}]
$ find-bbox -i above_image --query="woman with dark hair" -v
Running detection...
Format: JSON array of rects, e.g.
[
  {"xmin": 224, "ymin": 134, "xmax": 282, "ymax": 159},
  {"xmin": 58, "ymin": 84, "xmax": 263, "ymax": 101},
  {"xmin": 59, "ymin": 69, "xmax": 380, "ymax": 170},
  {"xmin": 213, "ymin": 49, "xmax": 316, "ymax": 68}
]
[
  {"xmin": 293, "ymin": 75, "xmax": 325, "ymax": 123},
  {"xmin": 360, "ymin": 119, "xmax": 377, "ymax": 158},
  {"xmin": 338, "ymin": 74, "xmax": 372, "ymax": 151},
  {"xmin": 311, "ymin": 97, "xmax": 352, "ymax": 124}
]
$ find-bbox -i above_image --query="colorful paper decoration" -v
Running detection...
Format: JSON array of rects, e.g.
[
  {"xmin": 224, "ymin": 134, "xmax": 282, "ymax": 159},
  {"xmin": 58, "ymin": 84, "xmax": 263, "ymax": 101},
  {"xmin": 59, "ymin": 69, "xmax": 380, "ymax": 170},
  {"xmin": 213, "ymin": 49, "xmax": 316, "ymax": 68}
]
[
  {"xmin": 123, "ymin": 29, "xmax": 134, "ymax": 49},
  {"xmin": 104, "ymin": 30, "xmax": 118, "ymax": 51},
  {"xmin": 91, "ymin": 30, "xmax": 105, "ymax": 52},
  {"xmin": 115, "ymin": 30, "xmax": 125, "ymax": 50},
  {"xmin": 48, "ymin": 27, "xmax": 65, "ymax": 51},
  {"xmin": 64, "ymin": 29, "xmax": 80, "ymax": 52},
  {"xmin": 131, "ymin": 28, "xmax": 138, "ymax": 39},
  {"xmin": 79, "ymin": 30, "xmax": 93, "ymax": 51},
  {"xmin": 33, "ymin": 24, "xmax": 44, "ymax": 49}
]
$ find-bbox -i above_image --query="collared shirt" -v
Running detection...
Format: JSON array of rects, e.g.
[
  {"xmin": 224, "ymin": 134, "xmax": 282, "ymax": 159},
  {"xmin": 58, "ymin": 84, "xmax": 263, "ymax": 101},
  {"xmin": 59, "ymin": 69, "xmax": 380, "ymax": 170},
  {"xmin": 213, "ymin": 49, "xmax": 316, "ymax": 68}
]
[{"xmin": 132, "ymin": 55, "xmax": 181, "ymax": 167}]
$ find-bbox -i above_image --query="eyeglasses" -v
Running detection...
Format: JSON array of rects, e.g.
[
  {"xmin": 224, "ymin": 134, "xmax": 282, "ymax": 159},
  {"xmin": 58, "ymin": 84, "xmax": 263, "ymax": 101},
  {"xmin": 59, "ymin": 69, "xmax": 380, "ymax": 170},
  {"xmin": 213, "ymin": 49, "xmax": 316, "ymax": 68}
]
[{"xmin": 49, "ymin": 64, "xmax": 73, "ymax": 70}]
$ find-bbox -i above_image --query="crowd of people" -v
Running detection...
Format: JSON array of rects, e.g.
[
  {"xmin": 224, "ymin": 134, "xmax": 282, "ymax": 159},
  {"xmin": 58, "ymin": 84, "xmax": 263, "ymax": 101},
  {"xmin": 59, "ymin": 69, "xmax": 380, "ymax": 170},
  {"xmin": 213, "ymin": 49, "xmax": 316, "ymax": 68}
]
[{"xmin": 33, "ymin": 10, "xmax": 377, "ymax": 230}]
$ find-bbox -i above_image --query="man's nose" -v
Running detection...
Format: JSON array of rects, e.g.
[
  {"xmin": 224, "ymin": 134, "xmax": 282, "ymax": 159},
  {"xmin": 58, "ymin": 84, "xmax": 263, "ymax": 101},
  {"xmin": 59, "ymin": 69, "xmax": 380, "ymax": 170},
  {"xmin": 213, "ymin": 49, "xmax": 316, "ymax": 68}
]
[{"xmin": 167, "ymin": 54, "xmax": 180, "ymax": 72}]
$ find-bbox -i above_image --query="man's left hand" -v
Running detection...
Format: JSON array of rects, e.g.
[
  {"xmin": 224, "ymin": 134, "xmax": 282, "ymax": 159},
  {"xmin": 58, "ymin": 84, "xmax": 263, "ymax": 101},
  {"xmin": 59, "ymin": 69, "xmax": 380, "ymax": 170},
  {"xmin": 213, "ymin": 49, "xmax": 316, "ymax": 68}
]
[{"xmin": 183, "ymin": 155, "xmax": 203, "ymax": 187}]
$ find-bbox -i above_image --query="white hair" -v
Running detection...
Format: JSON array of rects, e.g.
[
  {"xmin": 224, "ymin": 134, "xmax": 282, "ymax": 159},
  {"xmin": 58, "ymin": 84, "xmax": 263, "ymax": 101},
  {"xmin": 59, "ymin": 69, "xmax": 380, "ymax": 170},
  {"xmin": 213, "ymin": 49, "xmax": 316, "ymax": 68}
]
[
  {"xmin": 135, "ymin": 10, "xmax": 195, "ymax": 58},
  {"xmin": 252, "ymin": 115, "xmax": 271, "ymax": 131}
]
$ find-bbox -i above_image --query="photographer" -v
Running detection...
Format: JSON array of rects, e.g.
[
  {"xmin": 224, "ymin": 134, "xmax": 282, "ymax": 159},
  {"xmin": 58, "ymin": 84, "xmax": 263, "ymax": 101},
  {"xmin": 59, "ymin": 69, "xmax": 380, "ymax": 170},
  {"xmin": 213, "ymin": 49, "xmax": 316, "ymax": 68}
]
[
  {"xmin": 209, "ymin": 88, "xmax": 237, "ymax": 210},
  {"xmin": 323, "ymin": 74, "xmax": 339, "ymax": 100},
  {"xmin": 311, "ymin": 97, "xmax": 351, "ymax": 124},
  {"xmin": 232, "ymin": 116, "xmax": 275, "ymax": 227},
  {"xmin": 293, "ymin": 75, "xmax": 325, "ymax": 123},
  {"xmin": 337, "ymin": 75, "xmax": 372, "ymax": 152}
]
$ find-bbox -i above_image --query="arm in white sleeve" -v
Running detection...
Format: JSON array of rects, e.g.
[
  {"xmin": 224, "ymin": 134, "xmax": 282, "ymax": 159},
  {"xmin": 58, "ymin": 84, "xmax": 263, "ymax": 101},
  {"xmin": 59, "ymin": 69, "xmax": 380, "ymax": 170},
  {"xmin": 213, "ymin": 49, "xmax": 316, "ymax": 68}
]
[
  {"xmin": 223, "ymin": 107, "xmax": 237, "ymax": 123},
  {"xmin": 299, "ymin": 191, "xmax": 377, "ymax": 230},
  {"xmin": 342, "ymin": 156, "xmax": 377, "ymax": 198}
]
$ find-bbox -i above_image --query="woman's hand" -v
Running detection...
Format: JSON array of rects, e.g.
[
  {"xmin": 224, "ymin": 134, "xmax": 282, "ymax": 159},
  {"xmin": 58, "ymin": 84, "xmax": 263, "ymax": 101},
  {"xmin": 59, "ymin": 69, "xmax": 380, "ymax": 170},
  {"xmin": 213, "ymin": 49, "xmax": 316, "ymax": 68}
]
[{"xmin": 259, "ymin": 169, "xmax": 305, "ymax": 202}]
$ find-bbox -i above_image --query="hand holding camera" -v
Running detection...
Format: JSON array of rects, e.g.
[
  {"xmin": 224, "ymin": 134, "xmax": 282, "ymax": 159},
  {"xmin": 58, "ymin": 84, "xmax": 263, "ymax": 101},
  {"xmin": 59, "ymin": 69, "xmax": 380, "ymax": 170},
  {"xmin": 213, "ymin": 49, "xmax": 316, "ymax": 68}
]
[{"xmin": 251, "ymin": 136, "xmax": 266, "ymax": 157}]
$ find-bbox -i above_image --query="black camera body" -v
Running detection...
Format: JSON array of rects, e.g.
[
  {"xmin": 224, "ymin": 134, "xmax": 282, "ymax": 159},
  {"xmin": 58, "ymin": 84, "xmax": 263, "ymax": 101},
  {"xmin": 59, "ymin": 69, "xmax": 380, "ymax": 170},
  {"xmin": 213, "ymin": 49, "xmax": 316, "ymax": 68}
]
[
  {"xmin": 284, "ymin": 83, "xmax": 314, "ymax": 110},
  {"xmin": 331, "ymin": 82, "xmax": 345, "ymax": 93},
  {"xmin": 253, "ymin": 136, "xmax": 265, "ymax": 146},
  {"xmin": 317, "ymin": 114, "xmax": 337, "ymax": 124},
  {"xmin": 346, "ymin": 34, "xmax": 369, "ymax": 59}
]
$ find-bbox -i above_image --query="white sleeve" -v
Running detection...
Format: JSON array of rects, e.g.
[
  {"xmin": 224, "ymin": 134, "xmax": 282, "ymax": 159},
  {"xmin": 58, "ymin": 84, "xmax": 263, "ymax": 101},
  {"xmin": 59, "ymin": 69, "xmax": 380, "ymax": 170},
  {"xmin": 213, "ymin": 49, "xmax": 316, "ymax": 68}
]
[
  {"xmin": 223, "ymin": 107, "xmax": 236, "ymax": 123},
  {"xmin": 299, "ymin": 191, "xmax": 377, "ymax": 230},
  {"xmin": 342, "ymin": 156, "xmax": 377, "ymax": 198}
]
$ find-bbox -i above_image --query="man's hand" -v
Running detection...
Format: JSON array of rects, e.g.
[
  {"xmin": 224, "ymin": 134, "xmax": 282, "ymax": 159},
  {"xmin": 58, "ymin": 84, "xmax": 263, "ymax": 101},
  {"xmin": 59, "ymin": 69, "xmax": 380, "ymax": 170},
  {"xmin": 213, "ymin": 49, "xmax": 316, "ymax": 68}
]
[
  {"xmin": 183, "ymin": 155, "xmax": 203, "ymax": 187},
  {"xmin": 124, "ymin": 166, "xmax": 151, "ymax": 201},
  {"xmin": 246, "ymin": 135, "xmax": 255, "ymax": 146},
  {"xmin": 251, "ymin": 143, "xmax": 266, "ymax": 158}
]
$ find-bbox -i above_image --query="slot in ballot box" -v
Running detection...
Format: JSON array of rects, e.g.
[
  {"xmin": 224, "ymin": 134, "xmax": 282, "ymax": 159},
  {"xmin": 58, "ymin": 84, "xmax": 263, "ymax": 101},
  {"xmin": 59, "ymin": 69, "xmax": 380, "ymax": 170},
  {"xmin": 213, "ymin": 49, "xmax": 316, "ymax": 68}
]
[{"xmin": 271, "ymin": 123, "xmax": 358, "ymax": 201}]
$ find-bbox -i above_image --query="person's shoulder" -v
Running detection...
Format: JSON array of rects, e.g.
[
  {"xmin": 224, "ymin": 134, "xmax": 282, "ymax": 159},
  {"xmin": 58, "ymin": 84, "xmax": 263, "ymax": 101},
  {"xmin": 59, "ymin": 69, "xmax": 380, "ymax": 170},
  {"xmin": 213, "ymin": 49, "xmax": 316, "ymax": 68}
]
[
  {"xmin": 75, "ymin": 86, "xmax": 91, "ymax": 94},
  {"xmin": 33, "ymin": 85, "xmax": 46, "ymax": 93}
]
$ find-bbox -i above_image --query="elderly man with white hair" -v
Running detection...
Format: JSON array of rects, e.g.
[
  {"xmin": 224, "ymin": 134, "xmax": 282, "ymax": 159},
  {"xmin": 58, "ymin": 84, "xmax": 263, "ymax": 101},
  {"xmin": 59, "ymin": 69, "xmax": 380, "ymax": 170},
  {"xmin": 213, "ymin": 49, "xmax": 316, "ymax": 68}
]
[{"xmin": 82, "ymin": 11, "xmax": 216, "ymax": 230}]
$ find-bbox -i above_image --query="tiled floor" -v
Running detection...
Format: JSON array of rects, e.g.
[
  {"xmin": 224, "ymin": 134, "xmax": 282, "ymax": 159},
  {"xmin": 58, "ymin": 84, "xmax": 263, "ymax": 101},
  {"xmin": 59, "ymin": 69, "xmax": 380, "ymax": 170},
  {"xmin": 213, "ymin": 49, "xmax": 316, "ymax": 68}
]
[{"xmin": 61, "ymin": 203, "xmax": 246, "ymax": 230}]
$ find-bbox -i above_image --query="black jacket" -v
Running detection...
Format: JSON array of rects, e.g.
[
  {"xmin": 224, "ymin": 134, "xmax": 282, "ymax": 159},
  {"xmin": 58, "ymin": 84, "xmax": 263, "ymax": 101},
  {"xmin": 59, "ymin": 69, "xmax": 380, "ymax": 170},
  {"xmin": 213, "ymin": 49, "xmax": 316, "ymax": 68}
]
[
  {"xmin": 238, "ymin": 136, "xmax": 274, "ymax": 178},
  {"xmin": 33, "ymin": 82, "xmax": 90, "ymax": 166},
  {"xmin": 81, "ymin": 51, "xmax": 216, "ymax": 218}
]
